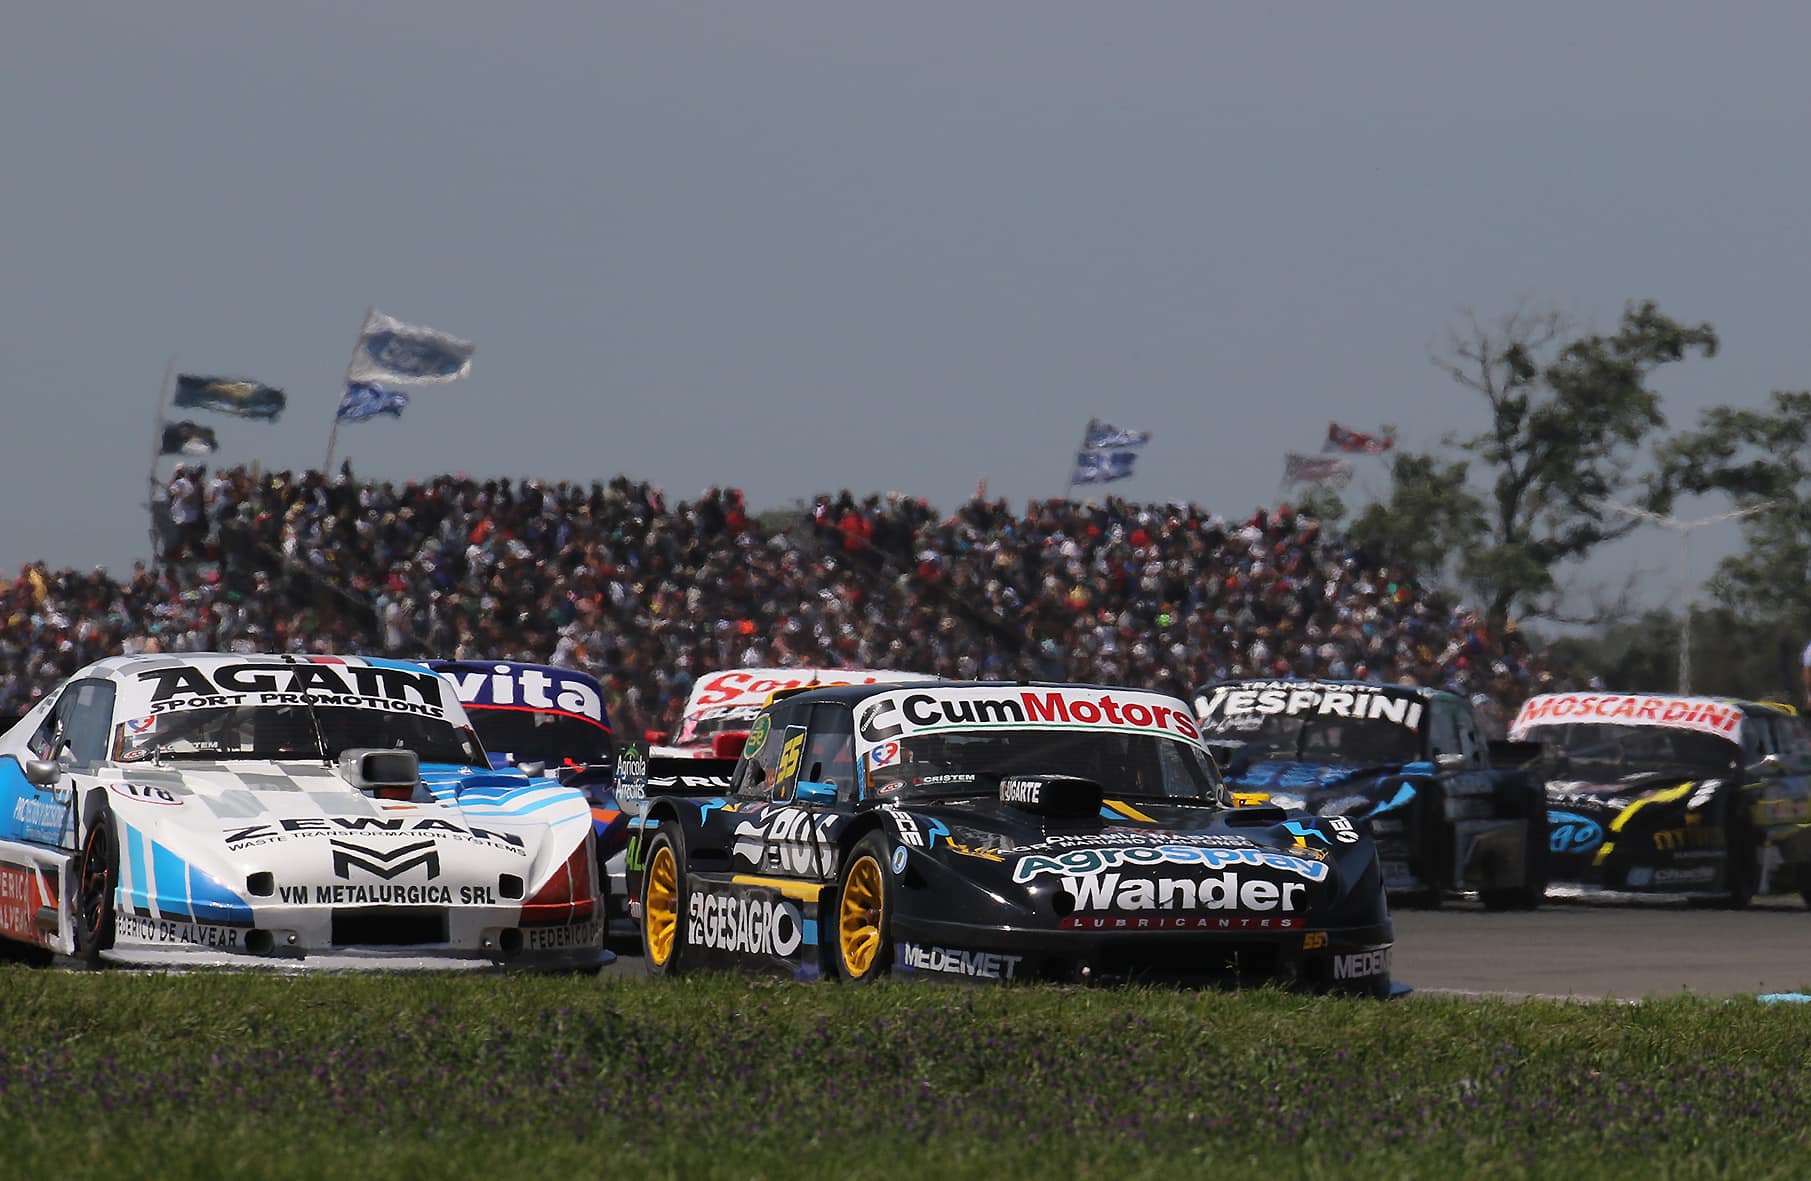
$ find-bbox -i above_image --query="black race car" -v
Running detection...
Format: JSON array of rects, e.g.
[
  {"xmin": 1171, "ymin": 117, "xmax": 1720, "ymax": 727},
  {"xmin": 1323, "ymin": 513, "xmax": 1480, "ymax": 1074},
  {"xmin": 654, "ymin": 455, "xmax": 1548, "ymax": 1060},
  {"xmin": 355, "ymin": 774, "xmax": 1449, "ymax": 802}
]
[
  {"xmin": 1194, "ymin": 679, "xmax": 1547, "ymax": 909},
  {"xmin": 630, "ymin": 681, "xmax": 1394, "ymax": 992},
  {"xmin": 1510, "ymin": 691, "xmax": 1811, "ymax": 905}
]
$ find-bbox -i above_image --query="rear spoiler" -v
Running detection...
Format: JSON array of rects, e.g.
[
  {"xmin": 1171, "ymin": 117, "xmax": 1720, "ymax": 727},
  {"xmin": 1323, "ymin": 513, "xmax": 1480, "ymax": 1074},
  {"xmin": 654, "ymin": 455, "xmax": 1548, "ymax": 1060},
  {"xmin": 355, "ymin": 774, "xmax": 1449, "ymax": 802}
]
[{"xmin": 615, "ymin": 755, "xmax": 739, "ymax": 805}]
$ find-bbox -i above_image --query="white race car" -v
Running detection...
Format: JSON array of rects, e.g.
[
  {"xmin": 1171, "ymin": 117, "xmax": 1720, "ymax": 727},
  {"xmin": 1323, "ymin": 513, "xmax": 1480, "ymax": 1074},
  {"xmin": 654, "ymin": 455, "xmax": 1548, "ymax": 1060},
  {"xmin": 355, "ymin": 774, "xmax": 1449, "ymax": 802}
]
[
  {"xmin": 654, "ymin": 667, "xmax": 935, "ymax": 758},
  {"xmin": 0, "ymin": 653, "xmax": 609, "ymax": 970}
]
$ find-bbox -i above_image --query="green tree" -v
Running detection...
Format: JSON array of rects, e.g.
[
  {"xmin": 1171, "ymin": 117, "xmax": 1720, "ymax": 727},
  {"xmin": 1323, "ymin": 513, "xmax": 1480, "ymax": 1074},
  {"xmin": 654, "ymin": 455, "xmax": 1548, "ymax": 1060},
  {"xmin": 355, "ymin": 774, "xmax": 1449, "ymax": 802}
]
[
  {"xmin": 1348, "ymin": 452, "xmax": 1484, "ymax": 579},
  {"xmin": 1661, "ymin": 390, "xmax": 1811, "ymax": 646},
  {"xmin": 1368, "ymin": 301, "xmax": 1719, "ymax": 628}
]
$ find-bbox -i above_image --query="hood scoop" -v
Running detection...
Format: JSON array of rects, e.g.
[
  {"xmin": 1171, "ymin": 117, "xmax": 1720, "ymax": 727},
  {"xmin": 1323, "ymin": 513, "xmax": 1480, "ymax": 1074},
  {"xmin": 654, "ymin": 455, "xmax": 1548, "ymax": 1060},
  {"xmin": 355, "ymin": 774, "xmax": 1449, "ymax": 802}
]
[
  {"xmin": 998, "ymin": 774, "xmax": 1104, "ymax": 818},
  {"xmin": 1224, "ymin": 803, "xmax": 1288, "ymax": 825},
  {"xmin": 338, "ymin": 748, "xmax": 421, "ymax": 798}
]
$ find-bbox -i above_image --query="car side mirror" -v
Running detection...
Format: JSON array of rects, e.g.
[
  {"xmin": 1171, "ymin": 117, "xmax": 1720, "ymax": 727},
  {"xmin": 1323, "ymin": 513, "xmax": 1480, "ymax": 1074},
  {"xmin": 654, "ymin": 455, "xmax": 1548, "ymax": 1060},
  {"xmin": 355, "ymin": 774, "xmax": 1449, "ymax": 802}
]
[
  {"xmin": 24, "ymin": 759, "xmax": 60, "ymax": 786},
  {"xmin": 516, "ymin": 760, "xmax": 547, "ymax": 778},
  {"xmin": 1747, "ymin": 753, "xmax": 1785, "ymax": 778}
]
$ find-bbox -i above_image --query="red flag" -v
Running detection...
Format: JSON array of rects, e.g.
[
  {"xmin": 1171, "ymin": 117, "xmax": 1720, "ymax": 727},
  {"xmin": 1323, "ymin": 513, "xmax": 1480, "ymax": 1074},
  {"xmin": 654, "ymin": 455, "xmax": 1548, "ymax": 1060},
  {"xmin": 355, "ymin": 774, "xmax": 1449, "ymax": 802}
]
[{"xmin": 1324, "ymin": 422, "xmax": 1394, "ymax": 454}]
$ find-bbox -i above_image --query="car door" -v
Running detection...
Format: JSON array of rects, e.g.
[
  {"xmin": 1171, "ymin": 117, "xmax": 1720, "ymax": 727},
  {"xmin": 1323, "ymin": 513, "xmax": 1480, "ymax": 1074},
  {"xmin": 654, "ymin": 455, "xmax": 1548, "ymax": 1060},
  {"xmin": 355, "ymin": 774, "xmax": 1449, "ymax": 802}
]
[
  {"xmin": 729, "ymin": 700, "xmax": 847, "ymax": 881},
  {"xmin": 0, "ymin": 679, "xmax": 113, "ymax": 850},
  {"xmin": 1756, "ymin": 712, "xmax": 1811, "ymax": 828}
]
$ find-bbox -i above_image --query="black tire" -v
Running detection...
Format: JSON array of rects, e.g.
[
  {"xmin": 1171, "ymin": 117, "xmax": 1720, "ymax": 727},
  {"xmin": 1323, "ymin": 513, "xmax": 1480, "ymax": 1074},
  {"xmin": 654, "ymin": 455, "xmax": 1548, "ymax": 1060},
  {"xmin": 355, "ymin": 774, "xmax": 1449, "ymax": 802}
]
[
  {"xmin": 73, "ymin": 804, "xmax": 118, "ymax": 968},
  {"xmin": 1481, "ymin": 811, "xmax": 1549, "ymax": 912},
  {"xmin": 1719, "ymin": 794, "xmax": 1759, "ymax": 910},
  {"xmin": 1392, "ymin": 786, "xmax": 1450, "ymax": 910},
  {"xmin": 639, "ymin": 828, "xmax": 688, "ymax": 977},
  {"xmin": 1686, "ymin": 794, "xmax": 1759, "ymax": 910},
  {"xmin": 832, "ymin": 834, "xmax": 896, "ymax": 983}
]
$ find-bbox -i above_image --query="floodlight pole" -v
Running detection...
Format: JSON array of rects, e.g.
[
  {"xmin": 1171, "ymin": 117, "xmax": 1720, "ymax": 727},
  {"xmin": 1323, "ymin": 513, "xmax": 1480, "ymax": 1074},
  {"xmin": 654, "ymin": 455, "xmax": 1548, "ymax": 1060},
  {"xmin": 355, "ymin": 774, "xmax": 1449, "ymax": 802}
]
[{"xmin": 1595, "ymin": 498, "xmax": 1776, "ymax": 694}]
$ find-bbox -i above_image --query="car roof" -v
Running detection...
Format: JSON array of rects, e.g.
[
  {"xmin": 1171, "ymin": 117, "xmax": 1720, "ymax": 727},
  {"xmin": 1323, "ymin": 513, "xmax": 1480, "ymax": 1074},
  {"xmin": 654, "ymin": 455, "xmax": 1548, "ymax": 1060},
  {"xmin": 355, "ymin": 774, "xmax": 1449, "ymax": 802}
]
[
  {"xmin": 1518, "ymin": 690, "xmax": 1793, "ymax": 719},
  {"xmin": 424, "ymin": 658, "xmax": 605, "ymax": 688},
  {"xmin": 762, "ymin": 679, "xmax": 1182, "ymax": 709},
  {"xmin": 78, "ymin": 651, "xmax": 433, "ymax": 683},
  {"xmin": 1198, "ymin": 677, "xmax": 1457, "ymax": 703}
]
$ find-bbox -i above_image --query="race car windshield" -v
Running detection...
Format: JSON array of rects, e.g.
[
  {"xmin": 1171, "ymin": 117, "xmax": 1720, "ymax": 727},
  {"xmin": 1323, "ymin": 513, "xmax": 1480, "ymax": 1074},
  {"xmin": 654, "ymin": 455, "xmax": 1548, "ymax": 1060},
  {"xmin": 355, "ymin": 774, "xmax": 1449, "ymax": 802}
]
[
  {"xmin": 1522, "ymin": 723, "xmax": 1737, "ymax": 777},
  {"xmin": 864, "ymin": 730, "xmax": 1220, "ymax": 802},
  {"xmin": 465, "ymin": 707, "xmax": 611, "ymax": 768},
  {"xmin": 1213, "ymin": 714, "xmax": 1421, "ymax": 766},
  {"xmin": 114, "ymin": 705, "xmax": 487, "ymax": 768},
  {"xmin": 679, "ymin": 709, "xmax": 760, "ymax": 744}
]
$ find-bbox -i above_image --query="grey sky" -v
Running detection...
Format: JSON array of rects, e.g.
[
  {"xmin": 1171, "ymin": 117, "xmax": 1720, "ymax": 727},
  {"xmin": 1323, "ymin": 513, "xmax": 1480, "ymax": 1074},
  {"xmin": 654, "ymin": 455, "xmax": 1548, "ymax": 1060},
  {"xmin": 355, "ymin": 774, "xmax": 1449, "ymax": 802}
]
[{"xmin": 4, "ymin": 3, "xmax": 1807, "ymax": 615}]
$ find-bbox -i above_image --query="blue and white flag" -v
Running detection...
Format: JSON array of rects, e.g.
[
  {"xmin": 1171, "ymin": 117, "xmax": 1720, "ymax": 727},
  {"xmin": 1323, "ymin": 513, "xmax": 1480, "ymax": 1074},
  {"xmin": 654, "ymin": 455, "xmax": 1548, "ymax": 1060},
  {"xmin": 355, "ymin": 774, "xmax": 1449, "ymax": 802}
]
[
  {"xmin": 336, "ymin": 381, "xmax": 411, "ymax": 423},
  {"xmin": 347, "ymin": 309, "xmax": 475, "ymax": 384},
  {"xmin": 1072, "ymin": 449, "xmax": 1140, "ymax": 484},
  {"xmin": 1083, "ymin": 418, "xmax": 1152, "ymax": 450}
]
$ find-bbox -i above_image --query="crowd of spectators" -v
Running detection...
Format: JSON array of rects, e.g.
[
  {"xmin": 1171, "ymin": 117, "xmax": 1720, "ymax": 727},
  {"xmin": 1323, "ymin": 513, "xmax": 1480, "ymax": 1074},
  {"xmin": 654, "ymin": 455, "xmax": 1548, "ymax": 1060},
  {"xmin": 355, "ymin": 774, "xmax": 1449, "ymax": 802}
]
[{"xmin": 0, "ymin": 465, "xmax": 1559, "ymax": 739}]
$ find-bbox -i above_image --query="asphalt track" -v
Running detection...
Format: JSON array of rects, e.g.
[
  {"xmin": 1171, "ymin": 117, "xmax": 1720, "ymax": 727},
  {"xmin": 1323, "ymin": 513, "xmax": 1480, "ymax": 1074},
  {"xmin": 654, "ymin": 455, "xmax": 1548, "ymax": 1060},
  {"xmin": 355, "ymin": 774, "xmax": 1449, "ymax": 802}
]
[
  {"xmin": 603, "ymin": 897, "xmax": 1811, "ymax": 999},
  {"xmin": 1395, "ymin": 897, "xmax": 1811, "ymax": 1001}
]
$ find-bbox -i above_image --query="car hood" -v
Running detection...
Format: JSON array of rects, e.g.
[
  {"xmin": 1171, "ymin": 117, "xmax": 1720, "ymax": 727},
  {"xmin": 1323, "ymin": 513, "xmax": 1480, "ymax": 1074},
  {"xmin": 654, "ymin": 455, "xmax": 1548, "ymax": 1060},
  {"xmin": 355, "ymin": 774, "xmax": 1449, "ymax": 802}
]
[
  {"xmin": 1226, "ymin": 758, "xmax": 1414, "ymax": 794},
  {"xmin": 98, "ymin": 760, "xmax": 591, "ymax": 903},
  {"xmin": 878, "ymin": 794, "xmax": 1380, "ymax": 922},
  {"xmin": 1544, "ymin": 772, "xmax": 1720, "ymax": 811}
]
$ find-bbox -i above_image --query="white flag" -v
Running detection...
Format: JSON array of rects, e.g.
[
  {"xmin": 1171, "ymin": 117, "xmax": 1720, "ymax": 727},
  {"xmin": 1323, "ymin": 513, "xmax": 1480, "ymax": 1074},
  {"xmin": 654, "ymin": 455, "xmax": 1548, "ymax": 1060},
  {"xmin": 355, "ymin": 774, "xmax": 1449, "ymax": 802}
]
[
  {"xmin": 347, "ymin": 309, "xmax": 475, "ymax": 384},
  {"xmin": 1282, "ymin": 453, "xmax": 1355, "ymax": 487}
]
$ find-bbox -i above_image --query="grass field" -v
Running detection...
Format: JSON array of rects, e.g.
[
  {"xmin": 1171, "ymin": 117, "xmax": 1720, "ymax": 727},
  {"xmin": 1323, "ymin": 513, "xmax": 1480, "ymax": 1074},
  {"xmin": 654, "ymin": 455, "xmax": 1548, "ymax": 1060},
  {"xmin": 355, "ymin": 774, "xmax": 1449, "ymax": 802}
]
[{"xmin": 3, "ymin": 967, "xmax": 1810, "ymax": 1179}]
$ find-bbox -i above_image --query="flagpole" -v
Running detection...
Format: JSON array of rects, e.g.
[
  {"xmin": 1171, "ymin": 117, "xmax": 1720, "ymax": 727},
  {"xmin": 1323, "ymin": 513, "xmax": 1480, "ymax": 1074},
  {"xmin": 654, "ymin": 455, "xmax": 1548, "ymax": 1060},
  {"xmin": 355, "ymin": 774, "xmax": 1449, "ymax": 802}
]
[
  {"xmin": 323, "ymin": 306, "xmax": 372, "ymax": 473},
  {"xmin": 145, "ymin": 357, "xmax": 176, "ymax": 566},
  {"xmin": 1061, "ymin": 418, "xmax": 1094, "ymax": 503}
]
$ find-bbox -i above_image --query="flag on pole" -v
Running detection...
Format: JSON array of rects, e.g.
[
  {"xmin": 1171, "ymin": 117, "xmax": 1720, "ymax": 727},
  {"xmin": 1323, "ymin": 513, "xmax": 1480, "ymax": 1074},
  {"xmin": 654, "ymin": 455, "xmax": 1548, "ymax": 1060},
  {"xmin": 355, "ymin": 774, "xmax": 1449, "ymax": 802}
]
[
  {"xmin": 173, "ymin": 375, "xmax": 287, "ymax": 421},
  {"xmin": 159, "ymin": 420, "xmax": 219, "ymax": 456},
  {"xmin": 1073, "ymin": 449, "xmax": 1141, "ymax": 484},
  {"xmin": 1283, "ymin": 453, "xmax": 1355, "ymax": 487},
  {"xmin": 347, "ymin": 309, "xmax": 475, "ymax": 384},
  {"xmin": 1084, "ymin": 419, "xmax": 1153, "ymax": 450},
  {"xmin": 336, "ymin": 381, "xmax": 411, "ymax": 423},
  {"xmin": 1324, "ymin": 422, "xmax": 1395, "ymax": 454}
]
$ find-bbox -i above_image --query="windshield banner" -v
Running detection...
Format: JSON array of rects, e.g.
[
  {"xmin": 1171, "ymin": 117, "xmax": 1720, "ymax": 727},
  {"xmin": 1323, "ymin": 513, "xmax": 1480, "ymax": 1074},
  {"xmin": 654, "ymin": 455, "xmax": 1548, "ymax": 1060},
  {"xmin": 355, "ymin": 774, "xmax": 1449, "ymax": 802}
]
[
  {"xmin": 678, "ymin": 668, "xmax": 930, "ymax": 743},
  {"xmin": 1195, "ymin": 681, "xmax": 1425, "ymax": 732},
  {"xmin": 854, "ymin": 686, "xmax": 1203, "ymax": 755},
  {"xmin": 1508, "ymin": 693, "xmax": 1743, "ymax": 742},
  {"xmin": 121, "ymin": 658, "xmax": 455, "ymax": 721},
  {"xmin": 435, "ymin": 663, "xmax": 606, "ymax": 725}
]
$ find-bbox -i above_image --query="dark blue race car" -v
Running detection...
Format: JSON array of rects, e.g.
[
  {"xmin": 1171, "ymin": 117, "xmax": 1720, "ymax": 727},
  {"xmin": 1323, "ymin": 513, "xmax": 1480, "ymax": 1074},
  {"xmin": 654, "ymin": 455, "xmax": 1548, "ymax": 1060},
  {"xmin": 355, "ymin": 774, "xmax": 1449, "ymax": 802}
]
[{"xmin": 1195, "ymin": 679, "xmax": 1546, "ymax": 909}]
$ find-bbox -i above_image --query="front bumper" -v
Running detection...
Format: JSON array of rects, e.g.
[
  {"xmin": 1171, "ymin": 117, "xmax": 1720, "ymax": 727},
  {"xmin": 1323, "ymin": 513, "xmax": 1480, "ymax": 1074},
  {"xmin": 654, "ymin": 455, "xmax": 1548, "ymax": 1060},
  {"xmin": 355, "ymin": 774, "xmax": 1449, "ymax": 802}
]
[
  {"xmin": 891, "ymin": 912, "xmax": 1393, "ymax": 993},
  {"xmin": 106, "ymin": 906, "xmax": 611, "ymax": 971}
]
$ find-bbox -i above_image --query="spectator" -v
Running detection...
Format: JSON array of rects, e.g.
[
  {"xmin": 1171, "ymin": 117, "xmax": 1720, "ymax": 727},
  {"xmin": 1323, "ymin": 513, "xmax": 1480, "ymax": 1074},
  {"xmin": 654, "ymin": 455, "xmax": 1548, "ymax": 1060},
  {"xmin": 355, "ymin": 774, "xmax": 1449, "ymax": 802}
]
[{"xmin": 0, "ymin": 468, "xmax": 1558, "ymax": 743}]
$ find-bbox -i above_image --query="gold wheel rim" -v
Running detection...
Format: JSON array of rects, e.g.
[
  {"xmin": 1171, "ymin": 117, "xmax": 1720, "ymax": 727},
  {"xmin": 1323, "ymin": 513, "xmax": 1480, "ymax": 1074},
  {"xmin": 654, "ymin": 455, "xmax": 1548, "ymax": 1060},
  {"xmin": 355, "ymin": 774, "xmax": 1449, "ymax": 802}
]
[
  {"xmin": 839, "ymin": 854, "xmax": 885, "ymax": 977},
  {"xmin": 645, "ymin": 844, "xmax": 679, "ymax": 967}
]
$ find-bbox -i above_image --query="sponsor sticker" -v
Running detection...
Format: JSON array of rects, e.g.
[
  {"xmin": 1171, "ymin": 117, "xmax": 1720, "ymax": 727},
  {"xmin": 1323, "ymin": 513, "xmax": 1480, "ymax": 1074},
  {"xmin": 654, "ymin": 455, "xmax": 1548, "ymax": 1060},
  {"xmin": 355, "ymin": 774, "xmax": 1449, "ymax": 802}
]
[
  {"xmin": 744, "ymin": 714, "xmax": 771, "ymax": 757},
  {"xmin": 222, "ymin": 816, "xmax": 527, "ymax": 855},
  {"xmin": 1509, "ymin": 693, "xmax": 1743, "ymax": 741},
  {"xmin": 1196, "ymin": 682, "xmax": 1426, "ymax": 732},
  {"xmin": 1060, "ymin": 915, "xmax": 1304, "ymax": 931},
  {"xmin": 0, "ymin": 863, "xmax": 55, "ymax": 947},
  {"xmin": 855, "ymin": 687, "xmax": 1203, "ymax": 750},
  {"xmin": 438, "ymin": 664, "xmax": 605, "ymax": 723},
  {"xmin": 129, "ymin": 661, "xmax": 451, "ymax": 720},
  {"xmin": 524, "ymin": 919, "xmax": 603, "ymax": 951},
  {"xmin": 1012, "ymin": 844, "xmax": 1330, "ymax": 884},
  {"xmin": 117, "ymin": 913, "xmax": 246, "ymax": 948},
  {"xmin": 1059, "ymin": 871, "xmax": 1311, "ymax": 914},
  {"xmin": 109, "ymin": 782, "xmax": 184, "ymax": 807},
  {"xmin": 899, "ymin": 941, "xmax": 1022, "ymax": 979},
  {"xmin": 891, "ymin": 846, "xmax": 909, "ymax": 875},
  {"xmin": 1333, "ymin": 947, "xmax": 1391, "ymax": 981},
  {"xmin": 686, "ymin": 889, "xmax": 805, "ymax": 958}
]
